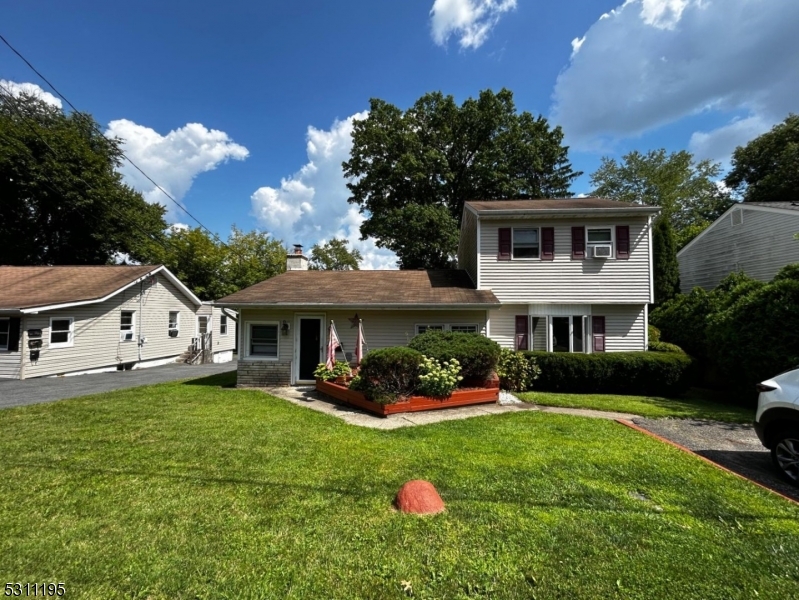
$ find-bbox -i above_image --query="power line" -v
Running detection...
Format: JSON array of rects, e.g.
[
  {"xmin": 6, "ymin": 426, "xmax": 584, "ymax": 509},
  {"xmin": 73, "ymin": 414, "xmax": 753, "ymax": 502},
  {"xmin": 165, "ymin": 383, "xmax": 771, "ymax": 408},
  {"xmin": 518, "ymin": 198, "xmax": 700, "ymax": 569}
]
[{"xmin": 0, "ymin": 32, "xmax": 227, "ymax": 247}]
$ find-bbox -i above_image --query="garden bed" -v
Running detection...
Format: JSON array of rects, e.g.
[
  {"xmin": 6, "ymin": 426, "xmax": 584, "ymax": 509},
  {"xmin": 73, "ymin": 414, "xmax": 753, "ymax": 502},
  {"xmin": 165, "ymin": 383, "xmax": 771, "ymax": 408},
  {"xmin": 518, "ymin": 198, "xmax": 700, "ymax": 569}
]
[{"xmin": 315, "ymin": 379, "xmax": 499, "ymax": 417}]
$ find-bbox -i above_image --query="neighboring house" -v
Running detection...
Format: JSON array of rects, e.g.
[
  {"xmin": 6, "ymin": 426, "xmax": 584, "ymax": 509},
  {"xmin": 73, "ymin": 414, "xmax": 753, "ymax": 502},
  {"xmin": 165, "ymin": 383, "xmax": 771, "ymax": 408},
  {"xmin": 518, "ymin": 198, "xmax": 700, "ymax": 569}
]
[
  {"xmin": 0, "ymin": 265, "xmax": 235, "ymax": 379},
  {"xmin": 217, "ymin": 198, "xmax": 659, "ymax": 387},
  {"xmin": 677, "ymin": 202, "xmax": 799, "ymax": 292}
]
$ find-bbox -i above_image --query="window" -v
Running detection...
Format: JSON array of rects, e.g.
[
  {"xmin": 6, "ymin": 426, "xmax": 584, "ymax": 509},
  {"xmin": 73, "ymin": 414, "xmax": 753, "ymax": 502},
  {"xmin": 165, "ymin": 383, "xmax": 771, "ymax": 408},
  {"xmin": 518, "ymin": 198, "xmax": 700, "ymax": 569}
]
[
  {"xmin": 220, "ymin": 315, "xmax": 228, "ymax": 336},
  {"xmin": 731, "ymin": 209, "xmax": 743, "ymax": 226},
  {"xmin": 416, "ymin": 324, "xmax": 445, "ymax": 335},
  {"xmin": 416, "ymin": 324, "xmax": 479, "ymax": 335},
  {"xmin": 120, "ymin": 311, "xmax": 135, "ymax": 342},
  {"xmin": 513, "ymin": 228, "xmax": 539, "ymax": 259},
  {"xmin": 198, "ymin": 315, "xmax": 209, "ymax": 335},
  {"xmin": 250, "ymin": 324, "xmax": 278, "ymax": 358},
  {"xmin": 50, "ymin": 317, "xmax": 74, "ymax": 348},
  {"xmin": 168, "ymin": 311, "xmax": 180, "ymax": 337},
  {"xmin": 586, "ymin": 227, "xmax": 613, "ymax": 258},
  {"xmin": 450, "ymin": 324, "xmax": 478, "ymax": 334},
  {"xmin": 0, "ymin": 319, "xmax": 8, "ymax": 351}
]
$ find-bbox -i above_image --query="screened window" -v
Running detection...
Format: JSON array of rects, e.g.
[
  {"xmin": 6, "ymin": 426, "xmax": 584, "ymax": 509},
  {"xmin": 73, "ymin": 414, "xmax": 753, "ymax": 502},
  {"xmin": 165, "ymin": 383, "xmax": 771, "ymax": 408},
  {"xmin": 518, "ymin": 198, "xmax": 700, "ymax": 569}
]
[
  {"xmin": 450, "ymin": 324, "xmax": 478, "ymax": 334},
  {"xmin": 50, "ymin": 318, "xmax": 74, "ymax": 347},
  {"xmin": 513, "ymin": 228, "xmax": 539, "ymax": 259},
  {"xmin": 0, "ymin": 319, "xmax": 9, "ymax": 350},
  {"xmin": 250, "ymin": 324, "xmax": 278, "ymax": 358},
  {"xmin": 120, "ymin": 311, "xmax": 135, "ymax": 341},
  {"xmin": 220, "ymin": 315, "xmax": 228, "ymax": 336},
  {"xmin": 416, "ymin": 324, "xmax": 445, "ymax": 335},
  {"xmin": 168, "ymin": 311, "xmax": 179, "ymax": 336}
]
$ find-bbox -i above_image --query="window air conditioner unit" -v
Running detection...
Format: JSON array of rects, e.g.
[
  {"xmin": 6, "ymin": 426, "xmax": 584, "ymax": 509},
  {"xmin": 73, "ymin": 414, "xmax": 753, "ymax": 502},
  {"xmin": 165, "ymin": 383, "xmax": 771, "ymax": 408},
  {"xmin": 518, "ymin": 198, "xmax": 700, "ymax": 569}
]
[
  {"xmin": 122, "ymin": 331, "xmax": 134, "ymax": 341},
  {"xmin": 592, "ymin": 244, "xmax": 613, "ymax": 258},
  {"xmin": 169, "ymin": 330, "xmax": 179, "ymax": 338}
]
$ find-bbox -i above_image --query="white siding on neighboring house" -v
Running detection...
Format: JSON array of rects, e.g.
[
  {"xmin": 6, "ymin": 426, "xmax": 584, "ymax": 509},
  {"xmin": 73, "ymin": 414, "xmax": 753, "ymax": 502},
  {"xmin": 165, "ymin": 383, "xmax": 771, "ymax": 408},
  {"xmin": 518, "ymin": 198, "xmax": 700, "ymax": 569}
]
[
  {"xmin": 678, "ymin": 206, "xmax": 799, "ymax": 292},
  {"xmin": 457, "ymin": 208, "xmax": 478, "ymax": 285},
  {"xmin": 479, "ymin": 217, "xmax": 652, "ymax": 304},
  {"xmin": 0, "ymin": 351, "xmax": 21, "ymax": 378},
  {"xmin": 22, "ymin": 274, "xmax": 199, "ymax": 378}
]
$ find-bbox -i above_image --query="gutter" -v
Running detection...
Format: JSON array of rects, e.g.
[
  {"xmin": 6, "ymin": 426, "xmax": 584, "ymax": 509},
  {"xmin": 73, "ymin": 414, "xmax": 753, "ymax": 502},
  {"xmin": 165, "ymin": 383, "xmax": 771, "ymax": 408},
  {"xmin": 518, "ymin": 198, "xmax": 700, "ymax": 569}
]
[
  {"xmin": 475, "ymin": 207, "xmax": 661, "ymax": 219},
  {"xmin": 216, "ymin": 303, "xmax": 502, "ymax": 310}
]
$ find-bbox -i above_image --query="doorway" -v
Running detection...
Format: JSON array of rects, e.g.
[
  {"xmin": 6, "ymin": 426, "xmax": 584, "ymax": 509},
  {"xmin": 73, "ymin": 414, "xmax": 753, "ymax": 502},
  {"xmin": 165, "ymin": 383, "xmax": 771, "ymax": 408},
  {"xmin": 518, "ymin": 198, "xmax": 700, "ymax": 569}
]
[{"xmin": 297, "ymin": 317, "xmax": 322, "ymax": 381}]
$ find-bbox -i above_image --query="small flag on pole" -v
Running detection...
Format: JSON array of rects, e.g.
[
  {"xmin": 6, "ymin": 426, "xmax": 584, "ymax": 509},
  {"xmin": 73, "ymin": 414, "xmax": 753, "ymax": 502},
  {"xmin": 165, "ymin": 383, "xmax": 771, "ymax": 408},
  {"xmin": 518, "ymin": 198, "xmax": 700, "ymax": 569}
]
[
  {"xmin": 326, "ymin": 321, "xmax": 342, "ymax": 370},
  {"xmin": 355, "ymin": 319, "xmax": 367, "ymax": 366}
]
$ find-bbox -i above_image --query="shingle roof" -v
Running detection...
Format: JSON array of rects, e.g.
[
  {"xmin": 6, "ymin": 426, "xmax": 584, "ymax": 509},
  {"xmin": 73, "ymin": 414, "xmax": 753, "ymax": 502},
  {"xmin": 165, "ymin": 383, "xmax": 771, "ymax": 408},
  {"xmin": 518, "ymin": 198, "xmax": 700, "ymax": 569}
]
[
  {"xmin": 216, "ymin": 270, "xmax": 500, "ymax": 307},
  {"xmin": 466, "ymin": 197, "xmax": 659, "ymax": 212},
  {"xmin": 745, "ymin": 201, "xmax": 799, "ymax": 211},
  {"xmin": 0, "ymin": 265, "xmax": 162, "ymax": 310}
]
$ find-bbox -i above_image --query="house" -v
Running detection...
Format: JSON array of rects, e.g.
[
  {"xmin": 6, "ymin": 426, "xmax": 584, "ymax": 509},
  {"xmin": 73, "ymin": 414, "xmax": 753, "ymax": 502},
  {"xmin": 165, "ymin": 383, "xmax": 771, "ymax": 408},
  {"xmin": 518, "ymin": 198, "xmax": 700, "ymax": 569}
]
[
  {"xmin": 217, "ymin": 198, "xmax": 659, "ymax": 387},
  {"xmin": 0, "ymin": 265, "xmax": 235, "ymax": 379},
  {"xmin": 677, "ymin": 202, "xmax": 799, "ymax": 292}
]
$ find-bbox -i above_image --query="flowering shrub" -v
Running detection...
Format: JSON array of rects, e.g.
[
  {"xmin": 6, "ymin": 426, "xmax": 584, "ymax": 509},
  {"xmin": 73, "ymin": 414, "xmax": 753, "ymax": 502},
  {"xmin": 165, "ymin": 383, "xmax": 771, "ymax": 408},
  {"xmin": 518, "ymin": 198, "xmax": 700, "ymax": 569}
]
[
  {"xmin": 496, "ymin": 349, "xmax": 540, "ymax": 392},
  {"xmin": 313, "ymin": 361, "xmax": 351, "ymax": 381},
  {"xmin": 417, "ymin": 356, "xmax": 463, "ymax": 398}
]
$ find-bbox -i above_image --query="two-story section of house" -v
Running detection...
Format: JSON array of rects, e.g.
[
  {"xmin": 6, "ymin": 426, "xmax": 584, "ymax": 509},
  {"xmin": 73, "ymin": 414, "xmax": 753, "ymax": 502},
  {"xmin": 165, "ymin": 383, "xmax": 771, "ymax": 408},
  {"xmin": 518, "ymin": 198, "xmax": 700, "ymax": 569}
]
[{"xmin": 458, "ymin": 198, "xmax": 660, "ymax": 354}]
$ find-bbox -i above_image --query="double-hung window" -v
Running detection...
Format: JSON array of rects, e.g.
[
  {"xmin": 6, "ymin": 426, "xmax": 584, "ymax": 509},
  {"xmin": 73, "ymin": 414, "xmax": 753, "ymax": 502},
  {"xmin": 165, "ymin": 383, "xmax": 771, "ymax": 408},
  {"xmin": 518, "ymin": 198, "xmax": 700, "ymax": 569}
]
[
  {"xmin": 120, "ymin": 311, "xmax": 135, "ymax": 342},
  {"xmin": 586, "ymin": 228, "xmax": 613, "ymax": 258},
  {"xmin": 513, "ymin": 228, "xmax": 539, "ymax": 259},
  {"xmin": 168, "ymin": 311, "xmax": 180, "ymax": 337},
  {"xmin": 50, "ymin": 317, "xmax": 74, "ymax": 348},
  {"xmin": 250, "ymin": 324, "xmax": 278, "ymax": 358},
  {"xmin": 0, "ymin": 319, "xmax": 9, "ymax": 351},
  {"xmin": 220, "ymin": 315, "xmax": 228, "ymax": 336}
]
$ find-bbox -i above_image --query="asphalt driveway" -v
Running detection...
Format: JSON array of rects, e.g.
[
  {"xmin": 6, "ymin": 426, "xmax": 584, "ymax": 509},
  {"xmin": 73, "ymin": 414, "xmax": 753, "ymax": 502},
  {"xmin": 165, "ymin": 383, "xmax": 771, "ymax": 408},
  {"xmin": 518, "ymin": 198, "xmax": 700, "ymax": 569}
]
[
  {"xmin": 634, "ymin": 417, "xmax": 799, "ymax": 503},
  {"xmin": 0, "ymin": 361, "xmax": 236, "ymax": 409}
]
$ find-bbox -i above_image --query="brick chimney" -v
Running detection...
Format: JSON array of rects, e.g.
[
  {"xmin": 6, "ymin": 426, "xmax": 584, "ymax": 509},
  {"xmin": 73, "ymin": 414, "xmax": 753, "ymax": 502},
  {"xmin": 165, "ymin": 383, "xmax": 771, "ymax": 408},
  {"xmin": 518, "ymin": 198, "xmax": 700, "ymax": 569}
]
[{"xmin": 286, "ymin": 244, "xmax": 308, "ymax": 271}]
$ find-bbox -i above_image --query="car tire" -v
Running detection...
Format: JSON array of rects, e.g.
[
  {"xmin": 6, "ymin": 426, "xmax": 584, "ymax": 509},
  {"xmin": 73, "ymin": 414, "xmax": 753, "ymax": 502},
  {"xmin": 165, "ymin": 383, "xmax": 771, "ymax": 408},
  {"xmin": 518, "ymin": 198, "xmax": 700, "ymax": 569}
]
[{"xmin": 770, "ymin": 426, "xmax": 799, "ymax": 486}]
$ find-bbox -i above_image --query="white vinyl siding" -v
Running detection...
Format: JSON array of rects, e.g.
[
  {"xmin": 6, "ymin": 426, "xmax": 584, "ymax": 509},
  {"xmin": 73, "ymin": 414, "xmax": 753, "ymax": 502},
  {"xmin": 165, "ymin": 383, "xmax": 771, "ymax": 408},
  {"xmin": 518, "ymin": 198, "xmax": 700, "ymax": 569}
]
[
  {"xmin": 678, "ymin": 206, "xmax": 799, "ymax": 292},
  {"xmin": 457, "ymin": 208, "xmax": 479, "ymax": 285},
  {"xmin": 480, "ymin": 217, "xmax": 652, "ymax": 304}
]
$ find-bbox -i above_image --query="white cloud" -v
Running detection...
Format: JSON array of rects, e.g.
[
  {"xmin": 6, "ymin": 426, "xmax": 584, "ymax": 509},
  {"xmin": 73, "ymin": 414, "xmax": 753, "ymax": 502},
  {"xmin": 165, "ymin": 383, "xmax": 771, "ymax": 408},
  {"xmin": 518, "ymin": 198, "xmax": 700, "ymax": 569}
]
[
  {"xmin": 688, "ymin": 114, "xmax": 771, "ymax": 165},
  {"xmin": 250, "ymin": 112, "xmax": 398, "ymax": 270},
  {"xmin": 551, "ymin": 0, "xmax": 799, "ymax": 156},
  {"xmin": 106, "ymin": 120, "xmax": 249, "ymax": 219},
  {"xmin": 430, "ymin": 0, "xmax": 517, "ymax": 50},
  {"xmin": 0, "ymin": 79, "xmax": 62, "ymax": 108}
]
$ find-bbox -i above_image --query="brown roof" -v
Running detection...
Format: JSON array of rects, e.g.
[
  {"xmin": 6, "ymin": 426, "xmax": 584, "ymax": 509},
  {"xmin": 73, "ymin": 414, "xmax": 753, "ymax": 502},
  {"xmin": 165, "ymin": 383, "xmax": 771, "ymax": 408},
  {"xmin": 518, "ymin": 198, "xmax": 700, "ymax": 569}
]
[
  {"xmin": 0, "ymin": 265, "xmax": 162, "ymax": 310},
  {"xmin": 466, "ymin": 197, "xmax": 659, "ymax": 212},
  {"xmin": 746, "ymin": 201, "xmax": 799, "ymax": 212},
  {"xmin": 217, "ymin": 270, "xmax": 500, "ymax": 307}
]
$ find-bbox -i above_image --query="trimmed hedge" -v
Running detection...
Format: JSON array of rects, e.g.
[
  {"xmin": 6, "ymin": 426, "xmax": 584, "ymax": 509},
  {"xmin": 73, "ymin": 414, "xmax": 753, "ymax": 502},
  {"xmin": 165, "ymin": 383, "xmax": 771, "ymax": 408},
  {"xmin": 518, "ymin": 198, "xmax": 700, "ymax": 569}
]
[
  {"xmin": 648, "ymin": 341, "xmax": 685, "ymax": 353},
  {"xmin": 524, "ymin": 351, "xmax": 697, "ymax": 396},
  {"xmin": 356, "ymin": 347, "xmax": 424, "ymax": 404},
  {"xmin": 408, "ymin": 331, "xmax": 501, "ymax": 381}
]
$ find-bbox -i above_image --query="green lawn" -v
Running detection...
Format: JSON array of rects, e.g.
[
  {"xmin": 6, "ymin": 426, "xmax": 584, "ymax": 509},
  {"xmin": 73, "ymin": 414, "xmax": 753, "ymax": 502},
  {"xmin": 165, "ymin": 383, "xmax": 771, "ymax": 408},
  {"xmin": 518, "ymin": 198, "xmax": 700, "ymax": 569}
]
[
  {"xmin": 0, "ymin": 372, "xmax": 795, "ymax": 599},
  {"xmin": 518, "ymin": 388, "xmax": 754, "ymax": 423}
]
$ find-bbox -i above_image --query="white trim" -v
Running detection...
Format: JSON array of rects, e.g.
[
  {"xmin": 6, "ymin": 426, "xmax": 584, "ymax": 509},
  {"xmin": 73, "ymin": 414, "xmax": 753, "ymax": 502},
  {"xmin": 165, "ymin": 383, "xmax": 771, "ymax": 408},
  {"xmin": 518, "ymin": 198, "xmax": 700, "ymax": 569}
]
[
  {"xmin": 49, "ymin": 316, "xmax": 74, "ymax": 348},
  {"xmin": 18, "ymin": 266, "xmax": 202, "ymax": 314},
  {"xmin": 415, "ymin": 324, "xmax": 446, "ymax": 335},
  {"xmin": 120, "ymin": 310, "xmax": 136, "ymax": 342},
  {"xmin": 217, "ymin": 303, "xmax": 501, "ymax": 310},
  {"xmin": 246, "ymin": 321, "xmax": 280, "ymax": 361},
  {"xmin": 476, "ymin": 217, "xmax": 482, "ymax": 289},
  {"xmin": 168, "ymin": 310, "xmax": 180, "ymax": 337},
  {"xmin": 220, "ymin": 314, "xmax": 229, "ymax": 336},
  {"xmin": 647, "ymin": 215, "xmax": 655, "ymax": 303},
  {"xmin": 0, "ymin": 317, "xmax": 9, "ymax": 351},
  {"xmin": 294, "ymin": 313, "xmax": 326, "ymax": 383},
  {"xmin": 196, "ymin": 314, "xmax": 211, "ymax": 337},
  {"xmin": 449, "ymin": 324, "xmax": 479, "ymax": 333},
  {"xmin": 485, "ymin": 310, "xmax": 490, "ymax": 337},
  {"xmin": 470, "ymin": 206, "xmax": 660, "ymax": 218},
  {"xmin": 512, "ymin": 226, "xmax": 541, "ymax": 260},
  {"xmin": 586, "ymin": 226, "xmax": 615, "ymax": 259},
  {"xmin": 644, "ymin": 303, "xmax": 649, "ymax": 350}
]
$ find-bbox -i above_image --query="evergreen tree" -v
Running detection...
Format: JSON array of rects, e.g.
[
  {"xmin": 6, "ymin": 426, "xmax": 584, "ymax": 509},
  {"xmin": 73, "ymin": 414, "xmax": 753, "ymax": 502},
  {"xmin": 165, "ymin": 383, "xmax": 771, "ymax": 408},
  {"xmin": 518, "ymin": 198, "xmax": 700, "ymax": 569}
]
[{"xmin": 652, "ymin": 217, "xmax": 681, "ymax": 304}]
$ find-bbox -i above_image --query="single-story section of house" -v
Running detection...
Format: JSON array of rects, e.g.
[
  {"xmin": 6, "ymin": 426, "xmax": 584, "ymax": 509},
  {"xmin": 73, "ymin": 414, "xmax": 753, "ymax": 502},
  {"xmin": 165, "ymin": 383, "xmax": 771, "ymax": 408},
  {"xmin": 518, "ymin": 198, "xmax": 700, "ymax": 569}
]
[
  {"xmin": 0, "ymin": 265, "xmax": 235, "ymax": 379},
  {"xmin": 216, "ymin": 265, "xmax": 500, "ymax": 387}
]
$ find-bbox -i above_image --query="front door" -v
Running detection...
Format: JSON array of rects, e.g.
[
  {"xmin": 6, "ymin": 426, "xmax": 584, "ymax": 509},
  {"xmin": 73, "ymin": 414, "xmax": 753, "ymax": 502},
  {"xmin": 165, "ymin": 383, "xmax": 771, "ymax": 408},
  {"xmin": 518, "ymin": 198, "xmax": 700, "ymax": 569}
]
[{"xmin": 298, "ymin": 318, "xmax": 322, "ymax": 381}]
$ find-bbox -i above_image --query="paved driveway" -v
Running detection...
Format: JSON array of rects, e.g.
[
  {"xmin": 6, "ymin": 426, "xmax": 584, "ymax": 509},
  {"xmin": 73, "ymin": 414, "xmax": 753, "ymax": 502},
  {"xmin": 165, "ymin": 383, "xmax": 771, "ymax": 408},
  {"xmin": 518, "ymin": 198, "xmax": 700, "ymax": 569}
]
[
  {"xmin": 634, "ymin": 417, "xmax": 799, "ymax": 502},
  {"xmin": 0, "ymin": 362, "xmax": 236, "ymax": 409}
]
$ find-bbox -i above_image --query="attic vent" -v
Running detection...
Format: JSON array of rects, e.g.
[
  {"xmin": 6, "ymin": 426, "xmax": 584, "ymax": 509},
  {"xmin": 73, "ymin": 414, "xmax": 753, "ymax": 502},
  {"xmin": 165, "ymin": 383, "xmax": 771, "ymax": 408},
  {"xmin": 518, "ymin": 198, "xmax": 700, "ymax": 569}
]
[{"xmin": 731, "ymin": 209, "xmax": 743, "ymax": 227}]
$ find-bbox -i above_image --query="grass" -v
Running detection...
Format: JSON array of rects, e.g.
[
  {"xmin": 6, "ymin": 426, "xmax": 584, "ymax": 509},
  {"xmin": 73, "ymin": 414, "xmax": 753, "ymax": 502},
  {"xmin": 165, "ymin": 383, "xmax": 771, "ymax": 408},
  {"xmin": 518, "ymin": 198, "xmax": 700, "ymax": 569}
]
[
  {"xmin": 0, "ymin": 371, "xmax": 796, "ymax": 599},
  {"xmin": 517, "ymin": 387, "xmax": 755, "ymax": 423}
]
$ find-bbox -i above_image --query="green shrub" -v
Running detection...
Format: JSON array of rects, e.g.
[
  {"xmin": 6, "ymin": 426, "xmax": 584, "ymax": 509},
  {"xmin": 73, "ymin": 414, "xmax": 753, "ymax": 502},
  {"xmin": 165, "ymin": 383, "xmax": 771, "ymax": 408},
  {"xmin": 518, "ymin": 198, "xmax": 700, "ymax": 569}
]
[
  {"xmin": 356, "ymin": 347, "xmax": 424, "ymax": 404},
  {"xmin": 650, "ymin": 288, "xmax": 713, "ymax": 360},
  {"xmin": 648, "ymin": 341, "xmax": 685, "ymax": 353},
  {"xmin": 648, "ymin": 324, "xmax": 661, "ymax": 344},
  {"xmin": 496, "ymin": 349, "xmax": 540, "ymax": 392},
  {"xmin": 313, "ymin": 361, "xmax": 351, "ymax": 381},
  {"xmin": 525, "ymin": 351, "xmax": 697, "ymax": 396},
  {"xmin": 417, "ymin": 356, "xmax": 462, "ymax": 398},
  {"xmin": 772, "ymin": 263, "xmax": 799, "ymax": 282},
  {"xmin": 408, "ymin": 331, "xmax": 501, "ymax": 381}
]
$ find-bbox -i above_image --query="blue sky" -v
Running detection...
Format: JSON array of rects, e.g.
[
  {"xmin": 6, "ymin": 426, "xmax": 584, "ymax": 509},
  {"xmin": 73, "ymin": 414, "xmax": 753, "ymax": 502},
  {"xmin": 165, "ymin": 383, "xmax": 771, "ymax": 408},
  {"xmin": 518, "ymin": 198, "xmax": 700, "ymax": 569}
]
[{"xmin": 3, "ymin": 1, "xmax": 797, "ymax": 268}]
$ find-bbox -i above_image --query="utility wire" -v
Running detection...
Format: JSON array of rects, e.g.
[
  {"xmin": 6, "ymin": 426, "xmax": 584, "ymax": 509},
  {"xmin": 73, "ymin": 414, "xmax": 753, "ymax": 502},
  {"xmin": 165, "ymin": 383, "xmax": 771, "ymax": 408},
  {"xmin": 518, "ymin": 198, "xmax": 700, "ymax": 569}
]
[
  {"xmin": 0, "ymin": 85, "xmax": 183, "ymax": 260},
  {"xmin": 0, "ymin": 32, "xmax": 227, "ymax": 247}
]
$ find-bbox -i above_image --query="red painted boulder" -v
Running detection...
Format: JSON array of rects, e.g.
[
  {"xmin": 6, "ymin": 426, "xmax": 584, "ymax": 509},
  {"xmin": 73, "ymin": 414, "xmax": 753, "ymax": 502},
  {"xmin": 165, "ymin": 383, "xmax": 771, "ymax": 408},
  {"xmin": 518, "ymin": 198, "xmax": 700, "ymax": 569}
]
[{"xmin": 394, "ymin": 480, "xmax": 445, "ymax": 514}]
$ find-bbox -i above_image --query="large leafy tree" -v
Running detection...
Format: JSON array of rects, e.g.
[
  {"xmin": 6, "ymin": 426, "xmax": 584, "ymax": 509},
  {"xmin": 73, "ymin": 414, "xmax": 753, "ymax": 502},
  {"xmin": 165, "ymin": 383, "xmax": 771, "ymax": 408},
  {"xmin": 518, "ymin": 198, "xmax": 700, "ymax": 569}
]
[
  {"xmin": 0, "ymin": 92, "xmax": 167, "ymax": 265},
  {"xmin": 343, "ymin": 88, "xmax": 580, "ymax": 269},
  {"xmin": 590, "ymin": 149, "xmax": 732, "ymax": 249},
  {"xmin": 725, "ymin": 114, "xmax": 799, "ymax": 203},
  {"xmin": 309, "ymin": 238, "xmax": 363, "ymax": 270},
  {"xmin": 652, "ymin": 217, "xmax": 681, "ymax": 305}
]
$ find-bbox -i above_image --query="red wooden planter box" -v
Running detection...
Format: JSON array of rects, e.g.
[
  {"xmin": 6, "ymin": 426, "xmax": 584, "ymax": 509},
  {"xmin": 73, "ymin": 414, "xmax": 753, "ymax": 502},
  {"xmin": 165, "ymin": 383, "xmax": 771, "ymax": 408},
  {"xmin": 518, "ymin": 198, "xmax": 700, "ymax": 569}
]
[{"xmin": 315, "ymin": 379, "xmax": 499, "ymax": 417}]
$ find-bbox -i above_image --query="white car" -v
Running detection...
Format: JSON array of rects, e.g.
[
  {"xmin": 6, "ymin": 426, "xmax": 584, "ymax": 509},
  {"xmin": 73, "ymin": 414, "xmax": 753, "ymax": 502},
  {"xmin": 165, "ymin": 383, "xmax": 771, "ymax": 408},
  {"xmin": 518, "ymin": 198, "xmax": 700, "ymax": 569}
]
[{"xmin": 754, "ymin": 367, "xmax": 799, "ymax": 485}]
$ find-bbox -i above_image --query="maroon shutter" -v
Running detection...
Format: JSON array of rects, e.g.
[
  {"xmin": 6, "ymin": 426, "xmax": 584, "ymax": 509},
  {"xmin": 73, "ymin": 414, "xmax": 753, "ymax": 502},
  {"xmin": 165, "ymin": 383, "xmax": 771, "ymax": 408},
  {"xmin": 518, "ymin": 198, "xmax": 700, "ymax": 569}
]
[
  {"xmin": 515, "ymin": 315, "xmax": 529, "ymax": 351},
  {"xmin": 571, "ymin": 226, "xmax": 585, "ymax": 259},
  {"xmin": 541, "ymin": 227, "xmax": 555, "ymax": 261},
  {"xmin": 592, "ymin": 316, "xmax": 606, "ymax": 353},
  {"xmin": 7, "ymin": 318, "xmax": 21, "ymax": 352},
  {"xmin": 498, "ymin": 228, "xmax": 511, "ymax": 261},
  {"xmin": 616, "ymin": 225, "xmax": 630, "ymax": 259}
]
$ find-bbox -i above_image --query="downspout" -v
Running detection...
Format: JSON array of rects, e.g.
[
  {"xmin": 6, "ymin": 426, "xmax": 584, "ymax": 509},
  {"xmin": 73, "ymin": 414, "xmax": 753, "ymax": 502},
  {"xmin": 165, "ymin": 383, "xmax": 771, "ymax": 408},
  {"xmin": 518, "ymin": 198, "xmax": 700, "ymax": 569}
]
[
  {"xmin": 138, "ymin": 280, "xmax": 144, "ymax": 362},
  {"xmin": 19, "ymin": 316, "xmax": 26, "ymax": 380}
]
